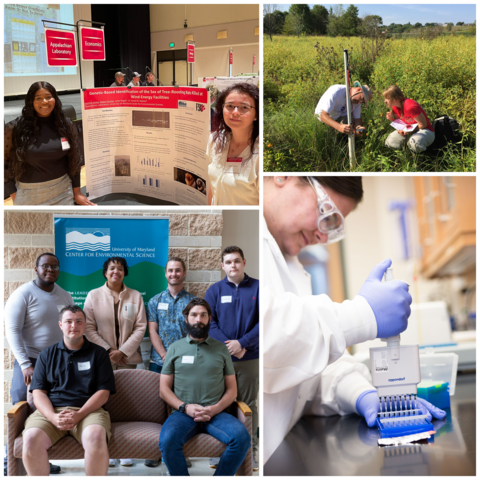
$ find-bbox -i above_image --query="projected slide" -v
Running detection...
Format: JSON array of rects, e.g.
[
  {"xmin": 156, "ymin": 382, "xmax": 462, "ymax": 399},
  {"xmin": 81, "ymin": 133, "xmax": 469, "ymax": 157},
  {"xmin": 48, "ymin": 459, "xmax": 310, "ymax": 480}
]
[{"xmin": 4, "ymin": 4, "xmax": 76, "ymax": 76}]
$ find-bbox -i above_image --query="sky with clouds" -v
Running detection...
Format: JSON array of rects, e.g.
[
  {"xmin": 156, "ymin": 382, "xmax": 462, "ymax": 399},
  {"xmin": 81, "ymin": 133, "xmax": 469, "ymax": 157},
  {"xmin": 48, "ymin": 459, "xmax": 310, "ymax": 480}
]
[{"xmin": 270, "ymin": 4, "xmax": 476, "ymax": 25}]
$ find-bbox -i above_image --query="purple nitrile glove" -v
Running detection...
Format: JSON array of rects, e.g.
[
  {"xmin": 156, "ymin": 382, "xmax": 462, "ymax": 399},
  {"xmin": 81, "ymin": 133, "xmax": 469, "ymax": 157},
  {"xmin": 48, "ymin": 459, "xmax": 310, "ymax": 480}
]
[
  {"xmin": 416, "ymin": 397, "xmax": 447, "ymax": 421},
  {"xmin": 356, "ymin": 390, "xmax": 379, "ymax": 427},
  {"xmin": 358, "ymin": 258, "xmax": 412, "ymax": 339}
]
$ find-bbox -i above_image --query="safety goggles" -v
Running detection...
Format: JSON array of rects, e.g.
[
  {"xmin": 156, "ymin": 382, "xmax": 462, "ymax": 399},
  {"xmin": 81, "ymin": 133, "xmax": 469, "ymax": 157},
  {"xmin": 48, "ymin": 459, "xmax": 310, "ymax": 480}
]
[{"xmin": 307, "ymin": 177, "xmax": 346, "ymax": 244}]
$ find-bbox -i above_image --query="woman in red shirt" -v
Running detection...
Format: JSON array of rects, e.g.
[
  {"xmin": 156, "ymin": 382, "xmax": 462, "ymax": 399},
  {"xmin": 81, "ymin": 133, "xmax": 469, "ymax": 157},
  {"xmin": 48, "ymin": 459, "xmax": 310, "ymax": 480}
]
[{"xmin": 383, "ymin": 85, "xmax": 435, "ymax": 153}]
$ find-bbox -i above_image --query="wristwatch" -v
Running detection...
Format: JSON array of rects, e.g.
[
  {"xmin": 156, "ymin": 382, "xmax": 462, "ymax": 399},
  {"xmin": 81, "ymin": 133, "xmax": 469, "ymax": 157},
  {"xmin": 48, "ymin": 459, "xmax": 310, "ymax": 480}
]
[{"xmin": 179, "ymin": 403, "xmax": 189, "ymax": 414}]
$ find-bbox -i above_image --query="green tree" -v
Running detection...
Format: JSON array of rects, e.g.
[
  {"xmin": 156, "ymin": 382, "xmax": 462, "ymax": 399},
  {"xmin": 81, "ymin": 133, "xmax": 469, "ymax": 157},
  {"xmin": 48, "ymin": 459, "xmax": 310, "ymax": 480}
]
[
  {"xmin": 288, "ymin": 4, "xmax": 313, "ymax": 34},
  {"xmin": 342, "ymin": 4, "xmax": 360, "ymax": 36},
  {"xmin": 414, "ymin": 22, "xmax": 422, "ymax": 28},
  {"xmin": 446, "ymin": 22, "xmax": 454, "ymax": 31},
  {"xmin": 326, "ymin": 5, "xmax": 346, "ymax": 37},
  {"xmin": 362, "ymin": 14, "xmax": 383, "ymax": 36},
  {"xmin": 283, "ymin": 12, "xmax": 305, "ymax": 36},
  {"xmin": 311, "ymin": 5, "xmax": 329, "ymax": 35},
  {"xmin": 264, "ymin": 5, "xmax": 287, "ymax": 40},
  {"xmin": 456, "ymin": 22, "xmax": 464, "ymax": 26}
]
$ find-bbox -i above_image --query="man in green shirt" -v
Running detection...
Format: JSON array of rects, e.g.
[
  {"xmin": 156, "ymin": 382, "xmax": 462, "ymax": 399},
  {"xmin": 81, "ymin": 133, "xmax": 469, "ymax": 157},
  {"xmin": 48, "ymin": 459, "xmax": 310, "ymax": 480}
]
[{"xmin": 159, "ymin": 298, "xmax": 250, "ymax": 476}]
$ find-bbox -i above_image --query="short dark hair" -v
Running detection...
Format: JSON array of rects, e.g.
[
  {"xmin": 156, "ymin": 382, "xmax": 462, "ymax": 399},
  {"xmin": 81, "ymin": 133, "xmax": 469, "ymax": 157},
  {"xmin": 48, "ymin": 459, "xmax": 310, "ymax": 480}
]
[
  {"xmin": 182, "ymin": 298, "xmax": 212, "ymax": 318},
  {"xmin": 36, "ymin": 252, "xmax": 59, "ymax": 267},
  {"xmin": 59, "ymin": 305, "xmax": 86, "ymax": 321},
  {"xmin": 103, "ymin": 257, "xmax": 129, "ymax": 279},
  {"xmin": 167, "ymin": 257, "xmax": 186, "ymax": 272},
  {"xmin": 221, "ymin": 246, "xmax": 244, "ymax": 262},
  {"xmin": 296, "ymin": 176, "xmax": 363, "ymax": 204}
]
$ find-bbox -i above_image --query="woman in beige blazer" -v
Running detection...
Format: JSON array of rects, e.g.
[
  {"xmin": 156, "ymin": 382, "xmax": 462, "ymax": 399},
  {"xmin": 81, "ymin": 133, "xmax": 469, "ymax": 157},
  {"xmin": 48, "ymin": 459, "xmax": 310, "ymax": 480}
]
[{"xmin": 84, "ymin": 257, "xmax": 147, "ymax": 370}]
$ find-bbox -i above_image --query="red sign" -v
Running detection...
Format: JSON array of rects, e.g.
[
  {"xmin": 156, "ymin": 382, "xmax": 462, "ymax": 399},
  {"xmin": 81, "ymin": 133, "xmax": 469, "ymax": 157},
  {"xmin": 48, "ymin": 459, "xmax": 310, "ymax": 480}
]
[
  {"xmin": 80, "ymin": 26, "xmax": 105, "ymax": 61},
  {"xmin": 45, "ymin": 28, "xmax": 77, "ymax": 67},
  {"xmin": 253, "ymin": 54, "xmax": 256, "ymax": 66},
  {"xmin": 187, "ymin": 43, "xmax": 195, "ymax": 63},
  {"xmin": 229, "ymin": 51, "xmax": 233, "ymax": 65}
]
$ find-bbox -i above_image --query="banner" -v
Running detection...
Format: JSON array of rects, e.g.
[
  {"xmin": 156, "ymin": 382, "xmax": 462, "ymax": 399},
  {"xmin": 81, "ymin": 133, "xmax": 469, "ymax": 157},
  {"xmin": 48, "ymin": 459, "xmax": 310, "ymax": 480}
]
[
  {"xmin": 45, "ymin": 28, "xmax": 77, "ymax": 67},
  {"xmin": 54, "ymin": 216, "xmax": 169, "ymax": 317},
  {"xmin": 80, "ymin": 26, "xmax": 105, "ymax": 61},
  {"xmin": 229, "ymin": 51, "xmax": 233, "ymax": 65},
  {"xmin": 198, "ymin": 76, "xmax": 259, "ymax": 109},
  {"xmin": 187, "ymin": 43, "xmax": 195, "ymax": 63},
  {"xmin": 81, "ymin": 87, "xmax": 210, "ymax": 204}
]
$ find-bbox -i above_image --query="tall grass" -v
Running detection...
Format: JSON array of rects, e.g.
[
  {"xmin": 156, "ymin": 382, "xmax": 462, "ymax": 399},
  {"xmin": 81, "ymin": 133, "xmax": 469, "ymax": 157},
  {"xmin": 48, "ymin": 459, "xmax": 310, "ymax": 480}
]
[{"xmin": 264, "ymin": 35, "xmax": 476, "ymax": 172}]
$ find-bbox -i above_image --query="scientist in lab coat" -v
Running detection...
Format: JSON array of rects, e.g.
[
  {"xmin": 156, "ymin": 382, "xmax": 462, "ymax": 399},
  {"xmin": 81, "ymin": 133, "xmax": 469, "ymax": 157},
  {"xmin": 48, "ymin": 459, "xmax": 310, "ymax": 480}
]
[{"xmin": 263, "ymin": 176, "xmax": 445, "ymax": 464}]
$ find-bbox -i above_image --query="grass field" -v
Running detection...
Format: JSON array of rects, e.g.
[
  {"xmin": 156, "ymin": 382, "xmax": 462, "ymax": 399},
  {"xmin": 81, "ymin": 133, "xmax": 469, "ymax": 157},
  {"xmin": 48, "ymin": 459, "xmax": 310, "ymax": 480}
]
[{"xmin": 264, "ymin": 35, "xmax": 476, "ymax": 172}]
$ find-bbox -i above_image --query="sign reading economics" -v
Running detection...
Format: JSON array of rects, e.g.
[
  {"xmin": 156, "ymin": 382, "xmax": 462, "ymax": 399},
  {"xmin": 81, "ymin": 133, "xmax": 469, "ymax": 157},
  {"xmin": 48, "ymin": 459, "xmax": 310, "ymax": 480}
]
[
  {"xmin": 54, "ymin": 216, "xmax": 169, "ymax": 312},
  {"xmin": 80, "ymin": 26, "xmax": 106, "ymax": 61},
  {"xmin": 45, "ymin": 28, "xmax": 77, "ymax": 67}
]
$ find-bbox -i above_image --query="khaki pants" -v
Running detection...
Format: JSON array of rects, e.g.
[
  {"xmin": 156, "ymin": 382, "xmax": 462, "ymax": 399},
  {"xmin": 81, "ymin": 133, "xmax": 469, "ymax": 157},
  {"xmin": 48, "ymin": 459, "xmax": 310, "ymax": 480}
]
[
  {"xmin": 385, "ymin": 129, "xmax": 435, "ymax": 153},
  {"xmin": 234, "ymin": 359, "xmax": 259, "ymax": 454},
  {"xmin": 23, "ymin": 407, "xmax": 111, "ymax": 446}
]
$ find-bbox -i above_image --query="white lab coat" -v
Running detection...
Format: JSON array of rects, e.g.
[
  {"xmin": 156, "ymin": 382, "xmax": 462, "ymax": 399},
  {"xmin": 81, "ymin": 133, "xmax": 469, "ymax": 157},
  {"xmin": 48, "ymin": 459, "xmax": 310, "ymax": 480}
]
[{"xmin": 263, "ymin": 217, "xmax": 377, "ymax": 463}]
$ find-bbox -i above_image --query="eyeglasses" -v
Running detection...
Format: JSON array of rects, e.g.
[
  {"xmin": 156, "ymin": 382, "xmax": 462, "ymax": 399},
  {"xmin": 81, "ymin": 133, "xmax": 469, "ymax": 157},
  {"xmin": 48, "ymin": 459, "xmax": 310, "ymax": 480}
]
[
  {"xmin": 39, "ymin": 264, "xmax": 60, "ymax": 271},
  {"xmin": 223, "ymin": 104, "xmax": 255, "ymax": 114},
  {"xmin": 307, "ymin": 177, "xmax": 346, "ymax": 244},
  {"xmin": 351, "ymin": 91, "xmax": 365, "ymax": 105}
]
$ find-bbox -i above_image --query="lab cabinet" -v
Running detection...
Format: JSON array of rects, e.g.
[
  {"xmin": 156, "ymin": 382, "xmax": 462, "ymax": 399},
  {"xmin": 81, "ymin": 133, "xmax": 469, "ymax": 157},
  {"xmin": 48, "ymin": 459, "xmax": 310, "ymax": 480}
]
[{"xmin": 414, "ymin": 176, "xmax": 475, "ymax": 278}]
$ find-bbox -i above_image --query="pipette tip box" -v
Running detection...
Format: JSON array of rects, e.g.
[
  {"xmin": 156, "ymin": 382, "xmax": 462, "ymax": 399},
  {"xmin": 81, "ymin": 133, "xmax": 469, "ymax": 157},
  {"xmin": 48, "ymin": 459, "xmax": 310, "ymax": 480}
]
[
  {"xmin": 376, "ymin": 415, "xmax": 434, "ymax": 438},
  {"xmin": 417, "ymin": 381, "xmax": 450, "ymax": 410}
]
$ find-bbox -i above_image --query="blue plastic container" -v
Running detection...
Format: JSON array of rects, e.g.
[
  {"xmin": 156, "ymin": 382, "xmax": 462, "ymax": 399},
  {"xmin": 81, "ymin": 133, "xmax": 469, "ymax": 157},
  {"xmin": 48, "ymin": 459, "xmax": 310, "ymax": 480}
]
[
  {"xmin": 376, "ymin": 415, "xmax": 434, "ymax": 439},
  {"xmin": 417, "ymin": 381, "xmax": 450, "ymax": 409}
]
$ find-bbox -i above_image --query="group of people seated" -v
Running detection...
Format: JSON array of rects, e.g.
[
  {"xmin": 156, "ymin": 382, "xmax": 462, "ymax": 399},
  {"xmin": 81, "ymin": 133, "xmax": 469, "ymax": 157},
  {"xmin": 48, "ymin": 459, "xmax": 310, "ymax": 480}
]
[
  {"xmin": 4, "ymin": 80, "xmax": 259, "ymax": 207},
  {"xmin": 110, "ymin": 71, "xmax": 156, "ymax": 87},
  {"xmin": 315, "ymin": 82, "xmax": 435, "ymax": 153},
  {"xmin": 5, "ymin": 247, "xmax": 259, "ymax": 476}
]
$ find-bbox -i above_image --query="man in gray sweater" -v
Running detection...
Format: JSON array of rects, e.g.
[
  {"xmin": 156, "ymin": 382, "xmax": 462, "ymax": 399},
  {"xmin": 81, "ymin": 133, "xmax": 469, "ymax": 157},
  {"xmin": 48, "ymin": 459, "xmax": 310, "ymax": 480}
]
[{"xmin": 5, "ymin": 253, "xmax": 73, "ymax": 475}]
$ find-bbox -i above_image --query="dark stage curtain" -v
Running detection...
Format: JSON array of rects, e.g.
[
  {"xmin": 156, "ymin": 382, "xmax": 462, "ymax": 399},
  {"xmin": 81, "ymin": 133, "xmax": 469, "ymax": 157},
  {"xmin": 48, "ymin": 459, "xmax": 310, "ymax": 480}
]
[{"xmin": 91, "ymin": 5, "xmax": 151, "ymax": 88}]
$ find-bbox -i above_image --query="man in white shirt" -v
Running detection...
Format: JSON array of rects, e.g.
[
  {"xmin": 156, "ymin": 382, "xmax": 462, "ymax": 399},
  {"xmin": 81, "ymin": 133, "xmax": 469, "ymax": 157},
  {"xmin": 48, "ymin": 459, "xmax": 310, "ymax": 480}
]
[{"xmin": 315, "ymin": 84, "xmax": 372, "ymax": 135}]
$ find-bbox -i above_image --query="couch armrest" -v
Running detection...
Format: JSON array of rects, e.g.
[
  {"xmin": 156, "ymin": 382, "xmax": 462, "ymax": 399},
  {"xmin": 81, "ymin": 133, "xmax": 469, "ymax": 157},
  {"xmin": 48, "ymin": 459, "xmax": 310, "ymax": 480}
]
[
  {"xmin": 234, "ymin": 401, "xmax": 252, "ymax": 416},
  {"xmin": 7, "ymin": 401, "xmax": 28, "ymax": 418}
]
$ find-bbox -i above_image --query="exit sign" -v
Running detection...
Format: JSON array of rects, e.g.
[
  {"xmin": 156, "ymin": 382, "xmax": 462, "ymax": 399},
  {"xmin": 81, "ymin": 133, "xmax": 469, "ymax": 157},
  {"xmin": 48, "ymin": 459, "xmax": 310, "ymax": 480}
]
[{"xmin": 169, "ymin": 42, "xmax": 175, "ymax": 48}]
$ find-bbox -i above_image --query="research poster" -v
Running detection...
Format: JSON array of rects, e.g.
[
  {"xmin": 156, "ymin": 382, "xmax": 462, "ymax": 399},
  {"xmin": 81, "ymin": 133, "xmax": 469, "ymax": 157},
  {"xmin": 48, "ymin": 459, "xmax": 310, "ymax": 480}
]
[
  {"xmin": 54, "ymin": 216, "xmax": 169, "ymax": 315},
  {"xmin": 81, "ymin": 87, "xmax": 210, "ymax": 204},
  {"xmin": 199, "ymin": 76, "xmax": 259, "ymax": 109}
]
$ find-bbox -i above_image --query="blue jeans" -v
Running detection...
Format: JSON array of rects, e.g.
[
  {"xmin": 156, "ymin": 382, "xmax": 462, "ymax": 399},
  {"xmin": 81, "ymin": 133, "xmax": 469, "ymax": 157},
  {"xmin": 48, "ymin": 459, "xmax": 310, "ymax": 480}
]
[
  {"xmin": 149, "ymin": 362, "xmax": 163, "ymax": 374},
  {"xmin": 159, "ymin": 411, "xmax": 250, "ymax": 476}
]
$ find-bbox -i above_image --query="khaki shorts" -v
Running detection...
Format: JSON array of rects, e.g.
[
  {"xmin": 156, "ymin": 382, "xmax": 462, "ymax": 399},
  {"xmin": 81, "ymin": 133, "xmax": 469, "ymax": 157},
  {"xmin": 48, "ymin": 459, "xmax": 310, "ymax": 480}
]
[{"xmin": 23, "ymin": 407, "xmax": 111, "ymax": 446}]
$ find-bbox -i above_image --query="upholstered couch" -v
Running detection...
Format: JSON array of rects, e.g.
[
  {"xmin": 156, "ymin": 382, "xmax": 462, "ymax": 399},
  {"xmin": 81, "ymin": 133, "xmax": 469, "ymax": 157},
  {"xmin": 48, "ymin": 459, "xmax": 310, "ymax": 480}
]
[{"xmin": 7, "ymin": 368, "xmax": 253, "ymax": 476}]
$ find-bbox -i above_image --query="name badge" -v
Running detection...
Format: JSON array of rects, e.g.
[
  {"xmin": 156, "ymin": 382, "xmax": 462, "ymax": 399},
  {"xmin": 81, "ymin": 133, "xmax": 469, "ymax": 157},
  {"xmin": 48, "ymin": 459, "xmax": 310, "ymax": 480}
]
[
  {"xmin": 78, "ymin": 361, "xmax": 90, "ymax": 371},
  {"xmin": 221, "ymin": 296, "xmax": 232, "ymax": 303},
  {"xmin": 182, "ymin": 356, "xmax": 194, "ymax": 364},
  {"xmin": 158, "ymin": 303, "xmax": 169, "ymax": 311},
  {"xmin": 225, "ymin": 157, "xmax": 242, "ymax": 174},
  {"xmin": 61, "ymin": 137, "xmax": 71, "ymax": 151}
]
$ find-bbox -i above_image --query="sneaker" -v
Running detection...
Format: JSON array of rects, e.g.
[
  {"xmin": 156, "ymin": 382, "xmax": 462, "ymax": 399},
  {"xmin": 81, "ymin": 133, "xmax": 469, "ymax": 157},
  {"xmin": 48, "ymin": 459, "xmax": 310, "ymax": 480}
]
[
  {"xmin": 50, "ymin": 463, "xmax": 61, "ymax": 474},
  {"xmin": 109, "ymin": 459, "xmax": 117, "ymax": 468},
  {"xmin": 144, "ymin": 459, "xmax": 161, "ymax": 468},
  {"xmin": 185, "ymin": 457, "xmax": 192, "ymax": 468},
  {"xmin": 120, "ymin": 459, "xmax": 133, "ymax": 466},
  {"xmin": 209, "ymin": 457, "xmax": 219, "ymax": 469},
  {"xmin": 253, "ymin": 456, "xmax": 259, "ymax": 472}
]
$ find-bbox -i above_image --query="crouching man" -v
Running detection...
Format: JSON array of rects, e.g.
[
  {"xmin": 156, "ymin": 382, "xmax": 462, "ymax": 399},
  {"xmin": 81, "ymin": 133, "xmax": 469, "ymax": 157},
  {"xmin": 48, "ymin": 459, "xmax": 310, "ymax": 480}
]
[
  {"xmin": 159, "ymin": 298, "xmax": 251, "ymax": 476},
  {"xmin": 22, "ymin": 305, "xmax": 116, "ymax": 476}
]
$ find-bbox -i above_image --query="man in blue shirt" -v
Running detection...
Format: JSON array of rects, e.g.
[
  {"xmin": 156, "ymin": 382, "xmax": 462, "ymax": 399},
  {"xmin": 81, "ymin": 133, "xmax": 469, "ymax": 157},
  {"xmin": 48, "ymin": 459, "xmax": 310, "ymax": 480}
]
[
  {"xmin": 205, "ymin": 246, "xmax": 259, "ymax": 470},
  {"xmin": 145, "ymin": 256, "xmax": 196, "ymax": 467}
]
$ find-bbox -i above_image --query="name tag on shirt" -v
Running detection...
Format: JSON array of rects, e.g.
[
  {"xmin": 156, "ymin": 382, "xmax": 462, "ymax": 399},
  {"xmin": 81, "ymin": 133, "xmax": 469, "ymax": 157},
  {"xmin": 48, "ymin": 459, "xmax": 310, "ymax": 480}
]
[
  {"xmin": 78, "ymin": 361, "xmax": 91, "ymax": 371},
  {"xmin": 182, "ymin": 356, "xmax": 194, "ymax": 364},
  {"xmin": 221, "ymin": 296, "xmax": 232, "ymax": 303},
  {"xmin": 225, "ymin": 157, "xmax": 242, "ymax": 174},
  {"xmin": 158, "ymin": 303, "xmax": 169, "ymax": 311},
  {"xmin": 61, "ymin": 137, "xmax": 71, "ymax": 151}
]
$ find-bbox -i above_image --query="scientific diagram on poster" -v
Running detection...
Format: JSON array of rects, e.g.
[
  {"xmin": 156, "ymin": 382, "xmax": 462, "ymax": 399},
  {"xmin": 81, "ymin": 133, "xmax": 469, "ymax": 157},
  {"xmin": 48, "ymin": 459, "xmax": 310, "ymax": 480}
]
[
  {"xmin": 81, "ymin": 86, "xmax": 210, "ymax": 205},
  {"xmin": 199, "ymin": 76, "xmax": 259, "ymax": 109}
]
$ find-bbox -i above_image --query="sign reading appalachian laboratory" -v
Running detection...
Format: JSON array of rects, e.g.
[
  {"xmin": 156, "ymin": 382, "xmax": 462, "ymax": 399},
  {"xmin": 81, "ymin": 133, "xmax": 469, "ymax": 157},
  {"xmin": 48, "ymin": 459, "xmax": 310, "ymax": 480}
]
[
  {"xmin": 45, "ymin": 28, "xmax": 77, "ymax": 67},
  {"xmin": 54, "ymin": 215, "xmax": 169, "ymax": 310}
]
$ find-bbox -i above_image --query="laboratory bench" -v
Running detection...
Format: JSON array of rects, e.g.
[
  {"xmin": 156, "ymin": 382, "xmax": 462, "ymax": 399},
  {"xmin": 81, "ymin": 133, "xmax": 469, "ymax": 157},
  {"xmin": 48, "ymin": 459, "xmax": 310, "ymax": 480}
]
[{"xmin": 264, "ymin": 373, "xmax": 475, "ymax": 476}]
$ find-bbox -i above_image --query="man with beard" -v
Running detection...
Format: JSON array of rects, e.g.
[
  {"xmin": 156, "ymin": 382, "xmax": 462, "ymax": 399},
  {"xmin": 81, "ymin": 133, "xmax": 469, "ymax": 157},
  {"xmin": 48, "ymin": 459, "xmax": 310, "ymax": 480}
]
[
  {"xmin": 205, "ymin": 246, "xmax": 259, "ymax": 471},
  {"xmin": 158, "ymin": 298, "xmax": 250, "ymax": 476},
  {"xmin": 144, "ymin": 257, "xmax": 196, "ymax": 468},
  {"xmin": 142, "ymin": 72, "xmax": 156, "ymax": 86},
  {"xmin": 5, "ymin": 253, "xmax": 73, "ymax": 475},
  {"xmin": 110, "ymin": 72, "xmax": 126, "ymax": 87}
]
